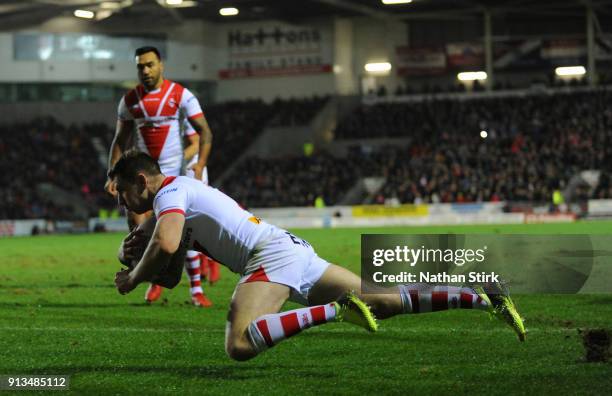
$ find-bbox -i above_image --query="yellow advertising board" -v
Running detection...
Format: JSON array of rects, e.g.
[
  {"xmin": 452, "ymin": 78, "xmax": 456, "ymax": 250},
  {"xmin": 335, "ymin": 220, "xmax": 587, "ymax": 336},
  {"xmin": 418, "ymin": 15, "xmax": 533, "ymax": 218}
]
[{"xmin": 351, "ymin": 204, "xmax": 429, "ymax": 217}]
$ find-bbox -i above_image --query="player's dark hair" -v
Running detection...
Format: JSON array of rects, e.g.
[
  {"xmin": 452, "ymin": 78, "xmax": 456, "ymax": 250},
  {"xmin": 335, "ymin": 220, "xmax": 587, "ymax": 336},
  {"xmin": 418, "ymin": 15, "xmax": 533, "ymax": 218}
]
[
  {"xmin": 108, "ymin": 150, "xmax": 161, "ymax": 182},
  {"xmin": 134, "ymin": 46, "xmax": 161, "ymax": 60}
]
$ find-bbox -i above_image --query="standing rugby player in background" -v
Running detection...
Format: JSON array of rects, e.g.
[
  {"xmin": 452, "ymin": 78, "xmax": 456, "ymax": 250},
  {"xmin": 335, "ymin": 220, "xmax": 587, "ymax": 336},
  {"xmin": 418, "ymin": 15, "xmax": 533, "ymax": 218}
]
[{"xmin": 105, "ymin": 46, "xmax": 215, "ymax": 306}]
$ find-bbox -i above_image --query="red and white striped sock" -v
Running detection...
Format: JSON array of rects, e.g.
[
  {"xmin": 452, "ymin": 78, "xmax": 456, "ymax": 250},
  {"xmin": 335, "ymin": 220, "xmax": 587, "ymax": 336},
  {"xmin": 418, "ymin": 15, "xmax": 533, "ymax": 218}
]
[
  {"xmin": 184, "ymin": 250, "xmax": 203, "ymax": 296},
  {"xmin": 398, "ymin": 283, "xmax": 489, "ymax": 313},
  {"xmin": 247, "ymin": 303, "xmax": 337, "ymax": 353}
]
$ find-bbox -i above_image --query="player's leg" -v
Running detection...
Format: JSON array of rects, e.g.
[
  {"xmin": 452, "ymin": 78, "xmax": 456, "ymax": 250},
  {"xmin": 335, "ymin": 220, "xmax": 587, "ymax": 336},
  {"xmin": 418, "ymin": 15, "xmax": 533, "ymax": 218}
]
[
  {"xmin": 205, "ymin": 255, "xmax": 221, "ymax": 284},
  {"xmin": 199, "ymin": 253, "xmax": 221, "ymax": 285},
  {"xmin": 308, "ymin": 263, "xmax": 525, "ymax": 340},
  {"xmin": 308, "ymin": 264, "xmax": 401, "ymax": 319},
  {"xmin": 226, "ymin": 281, "xmax": 338, "ymax": 361},
  {"xmin": 184, "ymin": 251, "xmax": 212, "ymax": 307},
  {"xmin": 225, "ymin": 281, "xmax": 288, "ymax": 361},
  {"xmin": 309, "ymin": 264, "xmax": 490, "ymax": 318}
]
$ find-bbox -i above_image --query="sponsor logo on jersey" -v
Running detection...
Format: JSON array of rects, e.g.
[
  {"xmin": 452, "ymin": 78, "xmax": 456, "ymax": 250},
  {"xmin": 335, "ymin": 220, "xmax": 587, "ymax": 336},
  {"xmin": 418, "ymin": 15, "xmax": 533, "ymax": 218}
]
[
  {"xmin": 168, "ymin": 98, "xmax": 177, "ymax": 108},
  {"xmin": 157, "ymin": 187, "xmax": 178, "ymax": 198},
  {"xmin": 248, "ymin": 216, "xmax": 262, "ymax": 224}
]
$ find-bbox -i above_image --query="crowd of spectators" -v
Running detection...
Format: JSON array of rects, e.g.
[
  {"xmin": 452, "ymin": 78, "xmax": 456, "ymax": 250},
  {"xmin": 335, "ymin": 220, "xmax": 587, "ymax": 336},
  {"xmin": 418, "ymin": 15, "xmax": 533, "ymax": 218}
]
[
  {"xmin": 4, "ymin": 90, "xmax": 612, "ymax": 217},
  {"xmin": 0, "ymin": 117, "xmax": 112, "ymax": 220},
  {"xmin": 225, "ymin": 89, "xmax": 612, "ymax": 207},
  {"xmin": 205, "ymin": 99, "xmax": 274, "ymax": 179},
  {"xmin": 336, "ymin": 90, "xmax": 612, "ymax": 140},
  {"xmin": 222, "ymin": 152, "xmax": 357, "ymax": 208},
  {"xmin": 373, "ymin": 75, "xmax": 597, "ymax": 98},
  {"xmin": 267, "ymin": 95, "xmax": 330, "ymax": 127},
  {"xmin": 0, "ymin": 96, "xmax": 329, "ymax": 220},
  {"xmin": 205, "ymin": 95, "xmax": 329, "ymax": 178}
]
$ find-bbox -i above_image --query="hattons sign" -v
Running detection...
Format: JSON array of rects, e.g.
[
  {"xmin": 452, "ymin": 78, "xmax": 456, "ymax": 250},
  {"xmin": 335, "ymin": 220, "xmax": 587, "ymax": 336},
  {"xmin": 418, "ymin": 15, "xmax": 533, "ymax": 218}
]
[
  {"xmin": 219, "ymin": 22, "xmax": 333, "ymax": 79},
  {"xmin": 228, "ymin": 27, "xmax": 322, "ymax": 47}
]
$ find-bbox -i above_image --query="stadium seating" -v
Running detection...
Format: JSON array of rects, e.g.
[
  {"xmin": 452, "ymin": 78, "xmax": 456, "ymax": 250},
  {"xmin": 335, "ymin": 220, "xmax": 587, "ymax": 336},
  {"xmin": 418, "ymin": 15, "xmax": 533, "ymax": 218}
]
[
  {"xmin": 334, "ymin": 90, "xmax": 612, "ymax": 140},
  {"xmin": 3, "ymin": 91, "xmax": 612, "ymax": 216},
  {"xmin": 182, "ymin": 95, "xmax": 330, "ymax": 180},
  {"xmin": 0, "ymin": 117, "xmax": 110, "ymax": 220},
  {"xmin": 222, "ymin": 152, "xmax": 358, "ymax": 208},
  {"xmin": 225, "ymin": 90, "xmax": 612, "ymax": 207},
  {"xmin": 0, "ymin": 96, "xmax": 329, "ymax": 219}
]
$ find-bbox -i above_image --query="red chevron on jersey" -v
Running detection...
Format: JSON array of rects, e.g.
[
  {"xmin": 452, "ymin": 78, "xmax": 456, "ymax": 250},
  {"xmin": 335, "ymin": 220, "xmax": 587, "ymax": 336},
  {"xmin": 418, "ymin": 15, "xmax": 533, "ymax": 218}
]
[
  {"xmin": 139, "ymin": 124, "xmax": 171, "ymax": 160},
  {"xmin": 137, "ymin": 81, "xmax": 173, "ymax": 117},
  {"xmin": 159, "ymin": 84, "xmax": 184, "ymax": 117}
]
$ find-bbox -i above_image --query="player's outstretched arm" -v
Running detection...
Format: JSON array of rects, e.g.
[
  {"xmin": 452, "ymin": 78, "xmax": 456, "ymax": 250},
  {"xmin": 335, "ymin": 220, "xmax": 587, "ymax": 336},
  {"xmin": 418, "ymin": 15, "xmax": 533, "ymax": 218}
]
[
  {"xmin": 150, "ymin": 246, "xmax": 186, "ymax": 289},
  {"xmin": 187, "ymin": 116, "xmax": 213, "ymax": 180},
  {"xmin": 183, "ymin": 133, "xmax": 199, "ymax": 163},
  {"xmin": 105, "ymin": 119, "xmax": 134, "ymax": 196},
  {"xmin": 115, "ymin": 212, "xmax": 185, "ymax": 294}
]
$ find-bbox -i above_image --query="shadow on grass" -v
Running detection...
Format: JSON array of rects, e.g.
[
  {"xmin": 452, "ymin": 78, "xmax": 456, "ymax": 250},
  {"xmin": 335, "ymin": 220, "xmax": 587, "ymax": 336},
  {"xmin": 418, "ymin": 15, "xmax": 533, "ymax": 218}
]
[{"xmin": 585, "ymin": 296, "xmax": 612, "ymax": 305}]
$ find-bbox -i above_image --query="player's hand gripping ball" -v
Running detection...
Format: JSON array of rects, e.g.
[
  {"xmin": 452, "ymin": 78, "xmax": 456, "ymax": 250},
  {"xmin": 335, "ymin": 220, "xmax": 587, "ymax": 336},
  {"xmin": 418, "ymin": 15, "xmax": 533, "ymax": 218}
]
[{"xmin": 117, "ymin": 218, "xmax": 155, "ymax": 269}]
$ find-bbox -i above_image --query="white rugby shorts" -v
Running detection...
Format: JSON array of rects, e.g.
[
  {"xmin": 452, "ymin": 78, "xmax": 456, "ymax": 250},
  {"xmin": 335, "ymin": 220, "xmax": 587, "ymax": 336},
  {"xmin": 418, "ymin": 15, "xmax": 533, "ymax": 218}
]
[{"xmin": 238, "ymin": 229, "xmax": 330, "ymax": 305}]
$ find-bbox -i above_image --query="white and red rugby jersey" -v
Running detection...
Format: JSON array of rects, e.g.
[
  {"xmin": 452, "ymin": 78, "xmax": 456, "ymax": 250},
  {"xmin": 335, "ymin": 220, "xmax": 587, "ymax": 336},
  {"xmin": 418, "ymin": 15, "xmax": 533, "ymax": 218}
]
[
  {"xmin": 153, "ymin": 176, "xmax": 275, "ymax": 274},
  {"xmin": 118, "ymin": 80, "xmax": 203, "ymax": 175}
]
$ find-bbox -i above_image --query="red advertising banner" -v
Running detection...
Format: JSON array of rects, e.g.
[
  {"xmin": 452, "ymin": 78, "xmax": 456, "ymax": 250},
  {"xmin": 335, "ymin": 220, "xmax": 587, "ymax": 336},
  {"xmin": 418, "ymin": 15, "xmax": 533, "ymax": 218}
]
[
  {"xmin": 446, "ymin": 42, "xmax": 484, "ymax": 67},
  {"xmin": 395, "ymin": 47, "xmax": 446, "ymax": 76}
]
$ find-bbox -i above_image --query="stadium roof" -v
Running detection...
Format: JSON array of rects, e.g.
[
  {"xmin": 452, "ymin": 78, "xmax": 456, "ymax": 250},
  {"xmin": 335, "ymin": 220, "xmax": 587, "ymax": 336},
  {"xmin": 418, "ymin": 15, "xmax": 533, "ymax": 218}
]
[{"xmin": 1, "ymin": 0, "xmax": 612, "ymax": 29}]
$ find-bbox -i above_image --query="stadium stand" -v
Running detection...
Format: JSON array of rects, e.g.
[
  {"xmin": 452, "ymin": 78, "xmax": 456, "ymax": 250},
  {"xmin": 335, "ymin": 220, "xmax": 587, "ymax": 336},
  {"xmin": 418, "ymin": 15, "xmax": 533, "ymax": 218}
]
[
  {"xmin": 0, "ymin": 117, "xmax": 111, "ymax": 220},
  {"xmin": 205, "ymin": 99, "xmax": 274, "ymax": 179},
  {"xmin": 0, "ymin": 96, "xmax": 330, "ymax": 219},
  {"xmin": 267, "ymin": 95, "xmax": 330, "ymax": 127},
  {"xmin": 222, "ymin": 152, "xmax": 358, "ymax": 208},
  {"xmin": 224, "ymin": 89, "xmax": 612, "ymax": 207},
  {"xmin": 3, "ymin": 91, "xmax": 611, "ymax": 215}
]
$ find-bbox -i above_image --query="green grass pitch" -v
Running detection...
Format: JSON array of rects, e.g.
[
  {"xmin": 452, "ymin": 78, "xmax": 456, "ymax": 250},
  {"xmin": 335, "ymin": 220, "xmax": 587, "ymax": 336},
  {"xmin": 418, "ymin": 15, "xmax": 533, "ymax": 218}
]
[{"xmin": 1, "ymin": 221, "xmax": 612, "ymax": 395}]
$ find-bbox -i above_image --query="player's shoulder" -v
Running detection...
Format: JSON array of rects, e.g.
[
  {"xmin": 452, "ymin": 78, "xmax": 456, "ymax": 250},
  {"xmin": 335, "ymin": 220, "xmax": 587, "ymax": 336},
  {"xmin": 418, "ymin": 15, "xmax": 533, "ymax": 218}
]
[
  {"xmin": 167, "ymin": 79, "xmax": 183, "ymax": 89},
  {"xmin": 163, "ymin": 79, "xmax": 186, "ymax": 93},
  {"xmin": 176, "ymin": 176, "xmax": 217, "ymax": 195},
  {"xmin": 156, "ymin": 176, "xmax": 185, "ymax": 197},
  {"xmin": 164, "ymin": 80, "xmax": 187, "ymax": 101},
  {"xmin": 123, "ymin": 85, "xmax": 142, "ymax": 105},
  {"xmin": 166, "ymin": 176, "xmax": 205, "ymax": 192}
]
